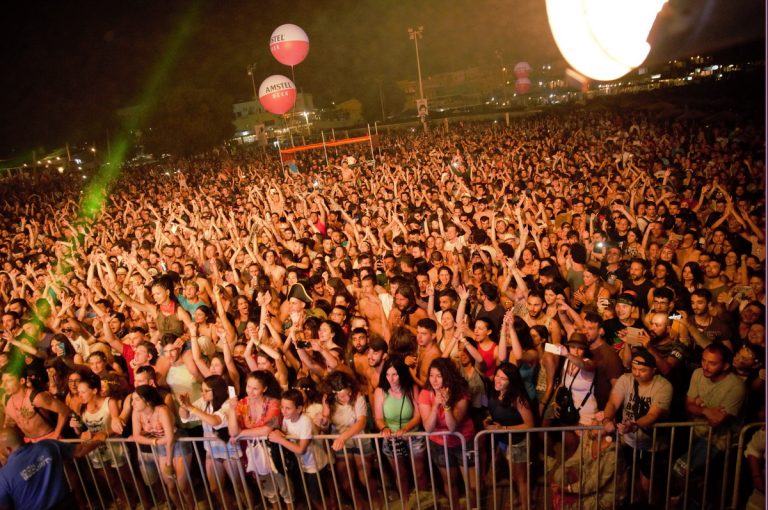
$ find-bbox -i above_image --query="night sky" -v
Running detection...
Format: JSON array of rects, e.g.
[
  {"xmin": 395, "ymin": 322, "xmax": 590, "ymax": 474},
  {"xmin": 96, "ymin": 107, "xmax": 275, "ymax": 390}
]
[{"xmin": 0, "ymin": 0, "xmax": 763, "ymax": 156}]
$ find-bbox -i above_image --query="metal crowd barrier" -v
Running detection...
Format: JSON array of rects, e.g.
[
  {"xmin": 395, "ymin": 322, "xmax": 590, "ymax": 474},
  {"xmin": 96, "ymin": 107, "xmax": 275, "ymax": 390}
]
[{"xmin": 61, "ymin": 423, "xmax": 762, "ymax": 510}]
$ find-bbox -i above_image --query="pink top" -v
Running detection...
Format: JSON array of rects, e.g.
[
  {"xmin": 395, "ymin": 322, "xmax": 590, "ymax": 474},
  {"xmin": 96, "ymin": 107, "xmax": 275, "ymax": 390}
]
[
  {"xmin": 139, "ymin": 407, "xmax": 173, "ymax": 438},
  {"xmin": 418, "ymin": 389, "xmax": 475, "ymax": 447}
]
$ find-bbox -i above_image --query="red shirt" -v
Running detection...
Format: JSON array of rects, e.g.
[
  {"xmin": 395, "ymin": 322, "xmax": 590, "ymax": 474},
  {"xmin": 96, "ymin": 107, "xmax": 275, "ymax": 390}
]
[{"xmin": 418, "ymin": 389, "xmax": 475, "ymax": 447}]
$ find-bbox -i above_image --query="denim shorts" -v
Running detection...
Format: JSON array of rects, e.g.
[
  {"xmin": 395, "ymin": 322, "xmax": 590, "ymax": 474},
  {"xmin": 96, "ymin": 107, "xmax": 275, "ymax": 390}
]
[
  {"xmin": 428, "ymin": 440, "xmax": 475, "ymax": 469},
  {"xmin": 381, "ymin": 435, "xmax": 426, "ymax": 459},
  {"xmin": 498, "ymin": 439, "xmax": 529, "ymax": 464},
  {"xmin": 137, "ymin": 441, "xmax": 191, "ymax": 484}
]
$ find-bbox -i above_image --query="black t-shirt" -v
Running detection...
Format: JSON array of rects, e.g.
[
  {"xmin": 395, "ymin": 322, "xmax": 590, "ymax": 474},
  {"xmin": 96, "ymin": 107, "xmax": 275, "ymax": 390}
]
[
  {"xmin": 606, "ymin": 229, "xmax": 628, "ymax": 249},
  {"xmin": 603, "ymin": 317, "xmax": 645, "ymax": 348},
  {"xmin": 488, "ymin": 396, "xmax": 525, "ymax": 443},
  {"xmin": 621, "ymin": 278, "xmax": 654, "ymax": 312},
  {"xmin": 475, "ymin": 304, "xmax": 506, "ymax": 343},
  {"xmin": 601, "ymin": 262, "xmax": 628, "ymax": 285}
]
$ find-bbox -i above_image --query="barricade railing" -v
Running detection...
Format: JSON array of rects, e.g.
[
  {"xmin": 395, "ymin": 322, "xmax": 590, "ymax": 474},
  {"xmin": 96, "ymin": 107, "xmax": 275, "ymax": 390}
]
[{"xmin": 61, "ymin": 422, "xmax": 761, "ymax": 510}]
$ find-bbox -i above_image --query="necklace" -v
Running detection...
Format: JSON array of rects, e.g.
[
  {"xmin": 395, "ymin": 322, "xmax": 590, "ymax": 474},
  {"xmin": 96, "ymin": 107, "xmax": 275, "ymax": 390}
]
[
  {"xmin": 694, "ymin": 315, "xmax": 712, "ymax": 328},
  {"xmin": 9, "ymin": 390, "xmax": 34, "ymax": 420}
]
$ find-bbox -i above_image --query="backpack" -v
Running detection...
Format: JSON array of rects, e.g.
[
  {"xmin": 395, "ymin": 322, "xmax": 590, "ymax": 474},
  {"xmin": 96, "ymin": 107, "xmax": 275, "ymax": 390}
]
[{"xmin": 553, "ymin": 361, "xmax": 595, "ymax": 426}]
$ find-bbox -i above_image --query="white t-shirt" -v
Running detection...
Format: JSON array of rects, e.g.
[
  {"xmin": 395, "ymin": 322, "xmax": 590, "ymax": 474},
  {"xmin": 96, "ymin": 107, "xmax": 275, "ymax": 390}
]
[
  {"xmin": 379, "ymin": 293, "xmax": 394, "ymax": 319},
  {"xmin": 331, "ymin": 394, "xmax": 369, "ymax": 449},
  {"xmin": 282, "ymin": 413, "xmax": 328, "ymax": 473}
]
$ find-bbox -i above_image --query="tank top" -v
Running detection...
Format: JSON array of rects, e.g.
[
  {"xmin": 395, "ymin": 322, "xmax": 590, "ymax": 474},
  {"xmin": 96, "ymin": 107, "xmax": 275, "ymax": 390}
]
[
  {"xmin": 156, "ymin": 304, "xmax": 185, "ymax": 338},
  {"xmin": 82, "ymin": 397, "xmax": 113, "ymax": 434},
  {"xmin": 138, "ymin": 406, "xmax": 174, "ymax": 439},
  {"xmin": 83, "ymin": 397, "xmax": 125, "ymax": 465},
  {"xmin": 383, "ymin": 391, "xmax": 414, "ymax": 432},
  {"xmin": 518, "ymin": 362, "xmax": 538, "ymax": 402},
  {"xmin": 477, "ymin": 341, "xmax": 497, "ymax": 378}
]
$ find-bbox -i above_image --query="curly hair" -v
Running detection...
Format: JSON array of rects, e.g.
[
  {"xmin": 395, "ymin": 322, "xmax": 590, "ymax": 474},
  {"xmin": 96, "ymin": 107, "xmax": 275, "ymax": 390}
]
[
  {"xmin": 323, "ymin": 370, "xmax": 360, "ymax": 409},
  {"xmin": 425, "ymin": 358, "xmax": 469, "ymax": 408}
]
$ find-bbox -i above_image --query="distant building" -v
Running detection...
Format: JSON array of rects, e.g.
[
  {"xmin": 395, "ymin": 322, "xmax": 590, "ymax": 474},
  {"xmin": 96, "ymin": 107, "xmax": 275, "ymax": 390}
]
[{"xmin": 232, "ymin": 93, "xmax": 315, "ymax": 136}]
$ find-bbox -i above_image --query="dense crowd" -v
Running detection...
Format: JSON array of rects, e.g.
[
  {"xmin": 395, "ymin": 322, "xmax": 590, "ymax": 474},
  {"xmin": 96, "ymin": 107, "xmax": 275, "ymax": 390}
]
[{"xmin": 0, "ymin": 107, "xmax": 764, "ymax": 510}]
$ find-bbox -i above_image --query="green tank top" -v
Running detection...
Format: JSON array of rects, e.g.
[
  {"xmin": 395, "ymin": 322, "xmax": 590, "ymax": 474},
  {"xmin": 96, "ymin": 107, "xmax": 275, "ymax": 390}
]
[{"xmin": 383, "ymin": 391, "xmax": 414, "ymax": 431}]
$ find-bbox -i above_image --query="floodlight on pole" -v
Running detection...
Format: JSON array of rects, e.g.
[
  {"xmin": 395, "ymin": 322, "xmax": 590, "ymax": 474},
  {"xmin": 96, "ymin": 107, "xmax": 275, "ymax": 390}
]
[
  {"xmin": 246, "ymin": 64, "xmax": 258, "ymax": 100},
  {"xmin": 407, "ymin": 27, "xmax": 425, "ymax": 102}
]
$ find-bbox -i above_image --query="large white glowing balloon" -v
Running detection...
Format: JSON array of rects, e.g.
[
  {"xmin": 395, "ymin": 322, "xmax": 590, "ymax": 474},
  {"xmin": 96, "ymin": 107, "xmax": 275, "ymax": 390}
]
[{"xmin": 546, "ymin": 0, "xmax": 668, "ymax": 81}]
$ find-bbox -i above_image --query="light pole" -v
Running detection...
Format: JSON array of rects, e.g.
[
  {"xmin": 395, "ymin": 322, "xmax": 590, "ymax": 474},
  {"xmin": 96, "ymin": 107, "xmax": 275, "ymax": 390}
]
[
  {"xmin": 246, "ymin": 64, "xmax": 258, "ymax": 100},
  {"xmin": 377, "ymin": 79, "xmax": 386, "ymax": 121},
  {"xmin": 407, "ymin": 27, "xmax": 425, "ymax": 105},
  {"xmin": 408, "ymin": 26, "xmax": 426, "ymax": 132},
  {"xmin": 496, "ymin": 50, "xmax": 508, "ymax": 105}
]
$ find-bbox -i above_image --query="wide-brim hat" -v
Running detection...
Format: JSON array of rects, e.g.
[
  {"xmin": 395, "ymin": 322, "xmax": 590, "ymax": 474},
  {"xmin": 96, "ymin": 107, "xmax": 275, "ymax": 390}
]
[
  {"xmin": 567, "ymin": 333, "xmax": 589, "ymax": 349},
  {"xmin": 287, "ymin": 283, "xmax": 312, "ymax": 305}
]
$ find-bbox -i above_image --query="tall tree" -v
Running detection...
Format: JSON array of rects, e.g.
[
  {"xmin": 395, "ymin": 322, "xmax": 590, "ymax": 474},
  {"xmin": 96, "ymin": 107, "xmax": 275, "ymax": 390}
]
[{"xmin": 143, "ymin": 86, "xmax": 234, "ymax": 157}]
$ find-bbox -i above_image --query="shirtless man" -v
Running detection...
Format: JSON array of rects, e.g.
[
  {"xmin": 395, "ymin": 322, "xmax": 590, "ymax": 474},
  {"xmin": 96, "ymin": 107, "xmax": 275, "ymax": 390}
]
[
  {"xmin": 410, "ymin": 318, "xmax": 442, "ymax": 388},
  {"xmin": 348, "ymin": 328, "xmax": 373, "ymax": 395},
  {"xmin": 356, "ymin": 275, "xmax": 391, "ymax": 342},
  {"xmin": 387, "ymin": 285, "xmax": 428, "ymax": 335},
  {"xmin": 520, "ymin": 289, "xmax": 562, "ymax": 345},
  {"xmin": 362, "ymin": 336, "xmax": 389, "ymax": 398},
  {"xmin": 2, "ymin": 369, "xmax": 71, "ymax": 442}
]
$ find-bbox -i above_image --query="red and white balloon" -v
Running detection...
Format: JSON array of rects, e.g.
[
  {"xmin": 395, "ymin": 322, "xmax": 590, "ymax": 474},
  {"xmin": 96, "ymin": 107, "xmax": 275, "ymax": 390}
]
[
  {"xmin": 514, "ymin": 77, "xmax": 531, "ymax": 94},
  {"xmin": 259, "ymin": 75, "xmax": 297, "ymax": 115},
  {"xmin": 514, "ymin": 61, "xmax": 531, "ymax": 79},
  {"xmin": 270, "ymin": 24, "xmax": 310, "ymax": 66}
]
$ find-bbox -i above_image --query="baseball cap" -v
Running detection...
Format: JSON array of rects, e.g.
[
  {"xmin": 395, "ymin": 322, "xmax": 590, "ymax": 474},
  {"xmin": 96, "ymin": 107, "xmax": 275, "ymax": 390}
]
[
  {"xmin": 617, "ymin": 292, "xmax": 637, "ymax": 306},
  {"xmin": 632, "ymin": 348, "xmax": 657, "ymax": 368}
]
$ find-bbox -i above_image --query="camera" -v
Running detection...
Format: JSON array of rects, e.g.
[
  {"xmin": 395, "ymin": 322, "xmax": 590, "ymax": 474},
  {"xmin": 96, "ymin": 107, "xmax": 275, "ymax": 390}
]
[{"xmin": 296, "ymin": 340, "xmax": 311, "ymax": 349}]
